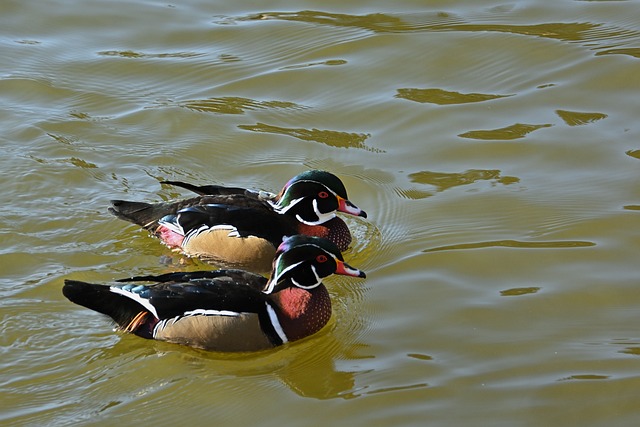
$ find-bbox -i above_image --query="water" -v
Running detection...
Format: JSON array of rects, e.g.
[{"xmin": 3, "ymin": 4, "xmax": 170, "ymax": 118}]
[{"xmin": 1, "ymin": 0, "xmax": 640, "ymax": 425}]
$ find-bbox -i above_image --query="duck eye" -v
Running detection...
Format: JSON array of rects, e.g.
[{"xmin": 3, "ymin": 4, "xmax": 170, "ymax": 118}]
[
  {"xmin": 316, "ymin": 254, "xmax": 328, "ymax": 263},
  {"xmin": 318, "ymin": 191, "xmax": 329, "ymax": 199}
]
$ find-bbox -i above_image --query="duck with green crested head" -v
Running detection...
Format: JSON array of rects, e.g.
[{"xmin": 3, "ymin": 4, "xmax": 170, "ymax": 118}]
[
  {"xmin": 62, "ymin": 235, "xmax": 366, "ymax": 352},
  {"xmin": 109, "ymin": 170, "xmax": 367, "ymax": 272}
]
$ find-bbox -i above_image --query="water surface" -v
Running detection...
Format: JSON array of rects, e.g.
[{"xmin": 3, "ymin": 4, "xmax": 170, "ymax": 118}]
[{"xmin": 2, "ymin": 0, "xmax": 640, "ymax": 425}]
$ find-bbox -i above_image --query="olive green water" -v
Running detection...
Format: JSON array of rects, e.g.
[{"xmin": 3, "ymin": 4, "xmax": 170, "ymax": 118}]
[{"xmin": 2, "ymin": 0, "xmax": 640, "ymax": 425}]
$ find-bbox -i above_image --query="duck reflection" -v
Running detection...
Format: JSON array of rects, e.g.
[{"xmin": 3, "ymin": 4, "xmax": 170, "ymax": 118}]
[{"xmin": 94, "ymin": 329, "xmax": 372, "ymax": 400}]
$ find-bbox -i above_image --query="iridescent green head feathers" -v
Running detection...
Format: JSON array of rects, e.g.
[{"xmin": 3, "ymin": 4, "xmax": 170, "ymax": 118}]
[{"xmin": 272, "ymin": 170, "xmax": 367, "ymax": 225}]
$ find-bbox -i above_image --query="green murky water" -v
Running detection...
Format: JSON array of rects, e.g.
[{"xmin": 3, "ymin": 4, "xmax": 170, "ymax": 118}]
[{"xmin": 2, "ymin": 0, "xmax": 640, "ymax": 425}]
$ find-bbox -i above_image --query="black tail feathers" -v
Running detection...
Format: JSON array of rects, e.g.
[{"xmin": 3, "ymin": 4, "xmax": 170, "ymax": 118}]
[
  {"xmin": 63, "ymin": 280, "xmax": 147, "ymax": 329},
  {"xmin": 108, "ymin": 200, "xmax": 166, "ymax": 229}
]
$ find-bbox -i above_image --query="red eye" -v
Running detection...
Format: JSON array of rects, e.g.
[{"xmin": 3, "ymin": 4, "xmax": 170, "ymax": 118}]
[
  {"xmin": 316, "ymin": 254, "xmax": 328, "ymax": 263},
  {"xmin": 318, "ymin": 191, "xmax": 329, "ymax": 199}
]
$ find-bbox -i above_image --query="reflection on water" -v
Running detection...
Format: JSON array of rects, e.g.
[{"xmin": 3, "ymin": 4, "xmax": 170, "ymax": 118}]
[
  {"xmin": 2, "ymin": 0, "xmax": 640, "ymax": 425},
  {"xmin": 96, "ymin": 331, "xmax": 375, "ymax": 401},
  {"xmin": 423, "ymin": 239, "xmax": 596, "ymax": 252},
  {"xmin": 625, "ymin": 150, "xmax": 640, "ymax": 160},
  {"xmin": 179, "ymin": 97, "xmax": 306, "ymax": 115},
  {"xmin": 408, "ymin": 169, "xmax": 519, "ymax": 193},
  {"xmin": 459, "ymin": 123, "xmax": 553, "ymax": 140},
  {"xmin": 238, "ymin": 9, "xmax": 640, "ymax": 59},
  {"xmin": 558, "ymin": 374, "xmax": 609, "ymax": 381},
  {"xmin": 396, "ymin": 88, "xmax": 513, "ymax": 105},
  {"xmin": 500, "ymin": 287, "xmax": 541, "ymax": 297},
  {"xmin": 98, "ymin": 50, "xmax": 206, "ymax": 59},
  {"xmin": 237, "ymin": 123, "xmax": 378, "ymax": 151},
  {"xmin": 555, "ymin": 110, "xmax": 608, "ymax": 126},
  {"xmin": 244, "ymin": 10, "xmax": 422, "ymax": 33}
]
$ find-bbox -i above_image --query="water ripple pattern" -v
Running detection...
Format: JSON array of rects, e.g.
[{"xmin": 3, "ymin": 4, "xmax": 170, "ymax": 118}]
[{"xmin": 1, "ymin": 0, "xmax": 640, "ymax": 426}]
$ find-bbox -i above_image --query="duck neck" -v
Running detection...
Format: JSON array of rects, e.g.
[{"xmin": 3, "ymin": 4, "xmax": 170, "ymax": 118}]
[
  {"xmin": 296, "ymin": 217, "xmax": 352, "ymax": 252},
  {"xmin": 271, "ymin": 285, "xmax": 332, "ymax": 341}
]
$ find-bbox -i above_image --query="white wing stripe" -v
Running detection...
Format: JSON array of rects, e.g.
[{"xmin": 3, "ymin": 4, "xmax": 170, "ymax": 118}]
[
  {"xmin": 109, "ymin": 286, "xmax": 159, "ymax": 319},
  {"xmin": 183, "ymin": 309, "xmax": 241, "ymax": 317}
]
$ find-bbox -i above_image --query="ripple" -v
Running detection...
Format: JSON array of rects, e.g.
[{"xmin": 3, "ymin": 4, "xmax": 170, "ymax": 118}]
[
  {"xmin": 556, "ymin": 110, "xmax": 608, "ymax": 126},
  {"xmin": 395, "ymin": 88, "xmax": 513, "ymax": 105},
  {"xmin": 237, "ymin": 122, "xmax": 380, "ymax": 152},
  {"xmin": 235, "ymin": 11, "xmax": 640, "ymax": 59},
  {"xmin": 459, "ymin": 123, "xmax": 553, "ymax": 140},
  {"xmin": 393, "ymin": 187, "xmax": 434, "ymax": 200},
  {"xmin": 432, "ymin": 20, "xmax": 640, "ymax": 58},
  {"xmin": 558, "ymin": 374, "xmax": 609, "ymax": 381},
  {"xmin": 97, "ymin": 50, "xmax": 205, "ymax": 59},
  {"xmin": 596, "ymin": 47, "xmax": 640, "ymax": 58},
  {"xmin": 240, "ymin": 10, "xmax": 438, "ymax": 33},
  {"xmin": 363, "ymin": 382, "xmax": 429, "ymax": 395},
  {"xmin": 619, "ymin": 347, "xmax": 640, "ymax": 356},
  {"xmin": 500, "ymin": 287, "xmax": 541, "ymax": 297},
  {"xmin": 342, "ymin": 216, "xmax": 383, "ymax": 272},
  {"xmin": 178, "ymin": 97, "xmax": 307, "ymax": 115},
  {"xmin": 408, "ymin": 169, "xmax": 520, "ymax": 193},
  {"xmin": 625, "ymin": 150, "xmax": 640, "ymax": 160},
  {"xmin": 15, "ymin": 39, "xmax": 42, "ymax": 45},
  {"xmin": 407, "ymin": 353, "xmax": 433, "ymax": 361},
  {"xmin": 280, "ymin": 59, "xmax": 348, "ymax": 70},
  {"xmin": 423, "ymin": 239, "xmax": 596, "ymax": 253}
]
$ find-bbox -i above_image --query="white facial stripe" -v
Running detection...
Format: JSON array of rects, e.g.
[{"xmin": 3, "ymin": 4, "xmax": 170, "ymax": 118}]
[
  {"xmin": 110, "ymin": 286, "xmax": 159, "ymax": 319},
  {"xmin": 270, "ymin": 196, "xmax": 305, "ymax": 214},
  {"xmin": 267, "ymin": 243, "xmax": 336, "ymax": 292},
  {"xmin": 265, "ymin": 259, "xmax": 304, "ymax": 294},
  {"xmin": 284, "ymin": 180, "xmax": 339, "ymax": 198},
  {"xmin": 312, "ymin": 198, "xmax": 337, "ymax": 223},
  {"xmin": 292, "ymin": 199, "xmax": 336, "ymax": 226},
  {"xmin": 265, "ymin": 302, "xmax": 288, "ymax": 344},
  {"xmin": 293, "ymin": 264, "xmax": 322, "ymax": 289},
  {"xmin": 271, "ymin": 179, "xmax": 341, "ymax": 214},
  {"xmin": 303, "ymin": 243, "xmax": 340, "ymax": 263}
]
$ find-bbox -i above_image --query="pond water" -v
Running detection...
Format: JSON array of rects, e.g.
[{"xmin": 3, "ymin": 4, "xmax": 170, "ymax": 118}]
[{"xmin": 1, "ymin": 0, "xmax": 640, "ymax": 425}]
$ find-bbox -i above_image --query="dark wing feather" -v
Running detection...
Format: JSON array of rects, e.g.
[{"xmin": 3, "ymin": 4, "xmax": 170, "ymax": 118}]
[
  {"xmin": 109, "ymin": 197, "xmax": 202, "ymax": 230},
  {"xmin": 64, "ymin": 274, "xmax": 271, "ymax": 324},
  {"xmin": 109, "ymin": 194, "xmax": 273, "ymax": 231},
  {"xmin": 176, "ymin": 204, "xmax": 296, "ymax": 245},
  {"xmin": 161, "ymin": 181, "xmax": 249, "ymax": 196},
  {"xmin": 120, "ymin": 279, "xmax": 269, "ymax": 319},
  {"xmin": 116, "ymin": 270, "xmax": 268, "ymax": 291}
]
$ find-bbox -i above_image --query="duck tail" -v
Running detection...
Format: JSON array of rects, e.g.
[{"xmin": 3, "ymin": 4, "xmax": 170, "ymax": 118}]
[
  {"xmin": 108, "ymin": 200, "xmax": 170, "ymax": 230},
  {"xmin": 62, "ymin": 280, "xmax": 150, "ymax": 333}
]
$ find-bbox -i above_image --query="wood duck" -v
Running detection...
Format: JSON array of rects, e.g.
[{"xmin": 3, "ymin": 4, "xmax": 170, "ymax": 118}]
[
  {"xmin": 62, "ymin": 236, "xmax": 366, "ymax": 352},
  {"xmin": 109, "ymin": 170, "xmax": 367, "ymax": 272}
]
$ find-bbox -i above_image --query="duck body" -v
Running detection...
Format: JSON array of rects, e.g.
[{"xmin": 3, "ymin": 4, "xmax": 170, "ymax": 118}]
[
  {"xmin": 109, "ymin": 171, "xmax": 366, "ymax": 272},
  {"xmin": 62, "ymin": 236, "xmax": 366, "ymax": 352}
]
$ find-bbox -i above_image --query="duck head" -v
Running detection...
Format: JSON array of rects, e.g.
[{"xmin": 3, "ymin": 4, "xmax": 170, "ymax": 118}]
[
  {"xmin": 271, "ymin": 170, "xmax": 367, "ymax": 225},
  {"xmin": 264, "ymin": 235, "xmax": 366, "ymax": 294}
]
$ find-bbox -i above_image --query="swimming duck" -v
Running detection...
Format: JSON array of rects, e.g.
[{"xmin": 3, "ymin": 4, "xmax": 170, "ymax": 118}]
[
  {"xmin": 62, "ymin": 236, "xmax": 366, "ymax": 352},
  {"xmin": 109, "ymin": 170, "xmax": 367, "ymax": 272}
]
